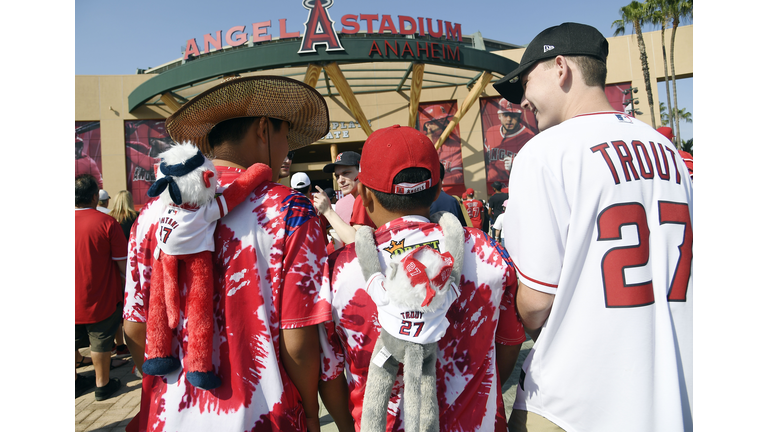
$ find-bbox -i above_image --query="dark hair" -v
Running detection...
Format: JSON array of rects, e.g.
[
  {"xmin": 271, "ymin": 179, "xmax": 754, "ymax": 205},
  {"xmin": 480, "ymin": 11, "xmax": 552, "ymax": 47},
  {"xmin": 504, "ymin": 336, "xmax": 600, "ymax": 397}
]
[
  {"xmin": 540, "ymin": 56, "xmax": 606, "ymax": 88},
  {"xmin": 371, "ymin": 168, "xmax": 439, "ymax": 212},
  {"xmin": 439, "ymin": 162, "xmax": 446, "ymax": 181},
  {"xmin": 208, "ymin": 117, "xmax": 285, "ymax": 148},
  {"xmin": 492, "ymin": 181, "xmax": 503, "ymax": 191},
  {"xmin": 75, "ymin": 174, "xmax": 99, "ymax": 207},
  {"xmin": 570, "ymin": 55, "xmax": 607, "ymax": 88}
]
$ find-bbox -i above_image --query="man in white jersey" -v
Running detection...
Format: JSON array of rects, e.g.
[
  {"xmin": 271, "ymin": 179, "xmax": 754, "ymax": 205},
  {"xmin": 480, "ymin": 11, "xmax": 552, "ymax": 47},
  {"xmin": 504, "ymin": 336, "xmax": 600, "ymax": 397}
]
[{"xmin": 494, "ymin": 23, "xmax": 693, "ymax": 432}]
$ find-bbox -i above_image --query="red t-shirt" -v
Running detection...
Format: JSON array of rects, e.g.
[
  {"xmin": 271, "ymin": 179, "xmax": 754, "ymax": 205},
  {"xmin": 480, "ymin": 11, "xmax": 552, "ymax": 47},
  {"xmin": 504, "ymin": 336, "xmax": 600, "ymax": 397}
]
[
  {"xmin": 349, "ymin": 194, "xmax": 376, "ymax": 229},
  {"xmin": 463, "ymin": 199, "xmax": 484, "ymax": 229},
  {"xmin": 484, "ymin": 124, "xmax": 536, "ymax": 184},
  {"xmin": 437, "ymin": 136, "xmax": 464, "ymax": 185},
  {"xmin": 75, "ymin": 156, "xmax": 103, "ymax": 189},
  {"xmin": 75, "ymin": 208, "xmax": 128, "ymax": 324}
]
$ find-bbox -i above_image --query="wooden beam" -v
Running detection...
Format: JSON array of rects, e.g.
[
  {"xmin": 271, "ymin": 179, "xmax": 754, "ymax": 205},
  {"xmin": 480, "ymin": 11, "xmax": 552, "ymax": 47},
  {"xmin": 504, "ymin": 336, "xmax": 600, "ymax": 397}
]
[
  {"xmin": 323, "ymin": 62, "xmax": 374, "ymax": 136},
  {"xmin": 304, "ymin": 64, "xmax": 322, "ymax": 87},
  {"xmin": 435, "ymin": 71, "xmax": 493, "ymax": 151},
  {"xmin": 408, "ymin": 63, "xmax": 425, "ymax": 129},
  {"xmin": 329, "ymin": 143, "xmax": 339, "ymax": 190},
  {"xmin": 160, "ymin": 92, "xmax": 182, "ymax": 113}
]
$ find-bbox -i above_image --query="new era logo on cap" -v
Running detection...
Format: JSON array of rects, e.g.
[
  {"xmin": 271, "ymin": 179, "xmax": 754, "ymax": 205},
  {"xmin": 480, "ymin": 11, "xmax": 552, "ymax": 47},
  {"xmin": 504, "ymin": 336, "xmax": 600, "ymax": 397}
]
[{"xmin": 492, "ymin": 22, "xmax": 609, "ymax": 104}]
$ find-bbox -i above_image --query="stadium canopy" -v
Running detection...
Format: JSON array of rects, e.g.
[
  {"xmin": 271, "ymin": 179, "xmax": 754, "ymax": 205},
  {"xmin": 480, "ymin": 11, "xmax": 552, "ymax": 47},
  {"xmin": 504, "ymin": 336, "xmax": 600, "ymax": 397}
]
[{"xmin": 128, "ymin": 31, "xmax": 521, "ymax": 149}]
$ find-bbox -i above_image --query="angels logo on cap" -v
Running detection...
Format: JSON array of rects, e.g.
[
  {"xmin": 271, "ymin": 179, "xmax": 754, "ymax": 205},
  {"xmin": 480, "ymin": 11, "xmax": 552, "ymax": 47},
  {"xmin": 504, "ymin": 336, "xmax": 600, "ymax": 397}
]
[{"xmin": 498, "ymin": 99, "xmax": 523, "ymax": 115}]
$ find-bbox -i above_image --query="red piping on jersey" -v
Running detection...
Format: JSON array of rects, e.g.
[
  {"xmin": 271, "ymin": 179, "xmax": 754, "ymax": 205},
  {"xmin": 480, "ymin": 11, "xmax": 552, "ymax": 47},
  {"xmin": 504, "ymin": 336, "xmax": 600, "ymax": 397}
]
[
  {"xmin": 513, "ymin": 263, "xmax": 558, "ymax": 289},
  {"xmin": 573, "ymin": 111, "xmax": 625, "ymax": 119},
  {"xmin": 215, "ymin": 196, "xmax": 225, "ymax": 217}
]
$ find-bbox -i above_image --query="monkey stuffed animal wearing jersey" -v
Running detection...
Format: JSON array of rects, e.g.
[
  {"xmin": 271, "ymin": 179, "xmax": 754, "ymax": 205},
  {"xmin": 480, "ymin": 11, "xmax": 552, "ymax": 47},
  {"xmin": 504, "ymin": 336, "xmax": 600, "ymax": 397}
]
[
  {"xmin": 355, "ymin": 212, "xmax": 464, "ymax": 432},
  {"xmin": 142, "ymin": 141, "xmax": 271, "ymax": 391}
]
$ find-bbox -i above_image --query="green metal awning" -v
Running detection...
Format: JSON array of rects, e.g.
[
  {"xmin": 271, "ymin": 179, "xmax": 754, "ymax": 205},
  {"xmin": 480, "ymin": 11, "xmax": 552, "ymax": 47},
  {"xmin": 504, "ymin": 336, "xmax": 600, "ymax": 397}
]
[{"xmin": 128, "ymin": 34, "xmax": 519, "ymax": 112}]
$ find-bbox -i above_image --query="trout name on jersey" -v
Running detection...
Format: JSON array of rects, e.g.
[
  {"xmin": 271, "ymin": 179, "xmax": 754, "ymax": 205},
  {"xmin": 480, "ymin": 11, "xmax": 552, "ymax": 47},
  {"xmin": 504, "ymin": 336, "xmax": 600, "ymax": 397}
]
[
  {"xmin": 401, "ymin": 311, "xmax": 423, "ymax": 320},
  {"xmin": 591, "ymin": 140, "xmax": 684, "ymax": 185}
]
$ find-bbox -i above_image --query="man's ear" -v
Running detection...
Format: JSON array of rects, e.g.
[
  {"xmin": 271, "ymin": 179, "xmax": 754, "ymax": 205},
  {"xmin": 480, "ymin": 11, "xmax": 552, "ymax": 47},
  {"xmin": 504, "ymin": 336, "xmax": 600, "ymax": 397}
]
[
  {"xmin": 555, "ymin": 55, "xmax": 571, "ymax": 88},
  {"xmin": 359, "ymin": 183, "xmax": 374, "ymax": 208},
  {"xmin": 253, "ymin": 117, "xmax": 269, "ymax": 145}
]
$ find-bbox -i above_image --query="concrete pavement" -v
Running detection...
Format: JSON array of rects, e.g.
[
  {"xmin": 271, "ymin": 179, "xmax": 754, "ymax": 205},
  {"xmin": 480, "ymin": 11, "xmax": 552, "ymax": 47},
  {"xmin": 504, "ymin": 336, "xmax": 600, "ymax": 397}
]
[{"xmin": 76, "ymin": 338, "xmax": 534, "ymax": 431}]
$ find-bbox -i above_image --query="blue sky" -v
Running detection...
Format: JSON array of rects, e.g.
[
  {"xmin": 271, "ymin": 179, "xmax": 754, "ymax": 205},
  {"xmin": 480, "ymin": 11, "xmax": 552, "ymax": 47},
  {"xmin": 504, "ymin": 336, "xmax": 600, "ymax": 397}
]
[{"xmin": 74, "ymin": 0, "xmax": 693, "ymax": 140}]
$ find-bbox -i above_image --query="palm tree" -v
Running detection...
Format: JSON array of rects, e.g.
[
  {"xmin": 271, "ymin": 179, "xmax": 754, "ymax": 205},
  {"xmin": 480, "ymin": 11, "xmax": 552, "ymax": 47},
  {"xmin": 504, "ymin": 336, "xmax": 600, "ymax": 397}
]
[
  {"xmin": 659, "ymin": 102, "xmax": 692, "ymax": 127},
  {"xmin": 659, "ymin": 102, "xmax": 670, "ymax": 125},
  {"xmin": 668, "ymin": 0, "xmax": 693, "ymax": 148},
  {"xmin": 613, "ymin": 1, "xmax": 657, "ymax": 128},
  {"xmin": 682, "ymin": 138, "xmax": 693, "ymax": 155},
  {"xmin": 648, "ymin": 0, "xmax": 674, "ymax": 141}
]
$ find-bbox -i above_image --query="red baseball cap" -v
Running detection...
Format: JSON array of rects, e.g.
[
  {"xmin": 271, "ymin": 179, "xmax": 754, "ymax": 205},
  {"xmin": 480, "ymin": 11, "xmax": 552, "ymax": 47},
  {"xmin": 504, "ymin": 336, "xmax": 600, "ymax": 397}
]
[
  {"xmin": 678, "ymin": 150, "xmax": 693, "ymax": 175},
  {"xmin": 497, "ymin": 99, "xmax": 523, "ymax": 115},
  {"xmin": 358, "ymin": 125, "xmax": 440, "ymax": 195},
  {"xmin": 656, "ymin": 126, "xmax": 674, "ymax": 142},
  {"xmin": 466, "ymin": 188, "xmax": 474, "ymax": 195}
]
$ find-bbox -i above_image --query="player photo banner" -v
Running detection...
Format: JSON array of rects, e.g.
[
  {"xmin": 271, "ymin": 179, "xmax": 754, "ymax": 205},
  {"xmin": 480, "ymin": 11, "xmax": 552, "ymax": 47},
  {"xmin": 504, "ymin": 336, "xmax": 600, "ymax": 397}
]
[
  {"xmin": 480, "ymin": 97, "xmax": 538, "ymax": 194},
  {"xmin": 605, "ymin": 83, "xmax": 634, "ymax": 115},
  {"xmin": 124, "ymin": 120, "xmax": 174, "ymax": 210},
  {"xmin": 75, "ymin": 122, "xmax": 103, "ymax": 189},
  {"xmin": 418, "ymin": 101, "xmax": 465, "ymax": 196}
]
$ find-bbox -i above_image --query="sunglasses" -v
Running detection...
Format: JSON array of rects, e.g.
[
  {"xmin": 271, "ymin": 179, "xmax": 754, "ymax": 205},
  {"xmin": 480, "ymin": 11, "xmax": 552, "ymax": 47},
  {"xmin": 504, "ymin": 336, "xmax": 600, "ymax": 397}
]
[{"xmin": 286, "ymin": 151, "xmax": 295, "ymax": 160}]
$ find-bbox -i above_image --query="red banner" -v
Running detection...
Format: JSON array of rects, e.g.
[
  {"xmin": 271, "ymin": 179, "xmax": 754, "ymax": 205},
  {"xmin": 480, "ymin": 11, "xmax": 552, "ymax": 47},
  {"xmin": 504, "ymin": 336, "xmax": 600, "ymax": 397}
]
[
  {"xmin": 418, "ymin": 101, "xmax": 465, "ymax": 196},
  {"xmin": 75, "ymin": 121, "xmax": 103, "ymax": 189},
  {"xmin": 124, "ymin": 120, "xmax": 173, "ymax": 209},
  {"xmin": 480, "ymin": 97, "xmax": 538, "ymax": 194}
]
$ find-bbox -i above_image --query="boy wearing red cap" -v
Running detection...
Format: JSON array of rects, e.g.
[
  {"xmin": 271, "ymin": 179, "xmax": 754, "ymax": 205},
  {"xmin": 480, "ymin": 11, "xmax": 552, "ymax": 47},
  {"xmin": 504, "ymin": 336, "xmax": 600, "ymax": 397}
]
[
  {"xmin": 318, "ymin": 125, "xmax": 525, "ymax": 431},
  {"xmin": 462, "ymin": 188, "xmax": 484, "ymax": 229}
]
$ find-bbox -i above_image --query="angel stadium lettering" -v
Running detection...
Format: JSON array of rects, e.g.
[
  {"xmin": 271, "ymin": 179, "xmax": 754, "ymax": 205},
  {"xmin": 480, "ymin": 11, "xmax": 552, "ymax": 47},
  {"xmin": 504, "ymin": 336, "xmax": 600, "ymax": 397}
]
[
  {"xmin": 183, "ymin": 0, "xmax": 463, "ymax": 60},
  {"xmin": 590, "ymin": 140, "xmax": 684, "ymax": 185}
]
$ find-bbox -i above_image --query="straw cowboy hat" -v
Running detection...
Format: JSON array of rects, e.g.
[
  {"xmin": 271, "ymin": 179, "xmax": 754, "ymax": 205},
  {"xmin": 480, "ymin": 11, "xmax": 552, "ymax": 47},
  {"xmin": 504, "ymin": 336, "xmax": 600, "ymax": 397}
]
[{"xmin": 166, "ymin": 76, "xmax": 329, "ymax": 154}]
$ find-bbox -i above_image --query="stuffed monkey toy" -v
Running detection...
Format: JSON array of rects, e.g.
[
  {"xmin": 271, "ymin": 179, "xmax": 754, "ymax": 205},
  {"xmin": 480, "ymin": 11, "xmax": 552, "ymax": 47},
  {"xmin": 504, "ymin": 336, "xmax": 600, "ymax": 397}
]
[
  {"xmin": 142, "ymin": 142, "xmax": 272, "ymax": 391},
  {"xmin": 356, "ymin": 212, "xmax": 465, "ymax": 432}
]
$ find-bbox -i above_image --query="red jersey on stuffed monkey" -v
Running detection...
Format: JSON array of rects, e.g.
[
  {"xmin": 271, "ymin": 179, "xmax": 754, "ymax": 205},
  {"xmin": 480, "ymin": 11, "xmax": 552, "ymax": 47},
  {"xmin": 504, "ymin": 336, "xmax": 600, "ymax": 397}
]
[{"xmin": 143, "ymin": 141, "xmax": 271, "ymax": 390}]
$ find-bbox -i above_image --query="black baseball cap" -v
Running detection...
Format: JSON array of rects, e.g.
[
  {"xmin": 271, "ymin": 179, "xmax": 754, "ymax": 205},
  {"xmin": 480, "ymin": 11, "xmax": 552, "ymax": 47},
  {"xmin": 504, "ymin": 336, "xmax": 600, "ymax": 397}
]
[
  {"xmin": 323, "ymin": 151, "xmax": 361, "ymax": 173},
  {"xmin": 493, "ymin": 22, "xmax": 609, "ymax": 104}
]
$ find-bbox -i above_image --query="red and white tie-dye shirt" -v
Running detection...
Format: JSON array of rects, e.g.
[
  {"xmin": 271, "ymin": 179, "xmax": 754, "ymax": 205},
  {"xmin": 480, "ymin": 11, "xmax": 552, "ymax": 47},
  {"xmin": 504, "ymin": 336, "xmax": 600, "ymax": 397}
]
[
  {"xmin": 124, "ymin": 166, "xmax": 331, "ymax": 432},
  {"xmin": 320, "ymin": 215, "xmax": 525, "ymax": 431}
]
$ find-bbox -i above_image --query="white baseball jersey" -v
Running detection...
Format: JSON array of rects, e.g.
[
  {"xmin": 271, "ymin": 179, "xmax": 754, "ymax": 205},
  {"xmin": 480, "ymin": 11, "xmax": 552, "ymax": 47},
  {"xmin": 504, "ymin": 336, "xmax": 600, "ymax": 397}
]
[
  {"xmin": 504, "ymin": 112, "xmax": 693, "ymax": 432},
  {"xmin": 154, "ymin": 196, "xmax": 228, "ymax": 258},
  {"xmin": 366, "ymin": 272, "xmax": 459, "ymax": 344}
]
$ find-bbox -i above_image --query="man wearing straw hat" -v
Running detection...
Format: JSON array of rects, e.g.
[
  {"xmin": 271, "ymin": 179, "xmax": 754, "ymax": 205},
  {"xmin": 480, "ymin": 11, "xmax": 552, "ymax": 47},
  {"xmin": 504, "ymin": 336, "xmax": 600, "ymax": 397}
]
[{"xmin": 123, "ymin": 76, "xmax": 332, "ymax": 432}]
